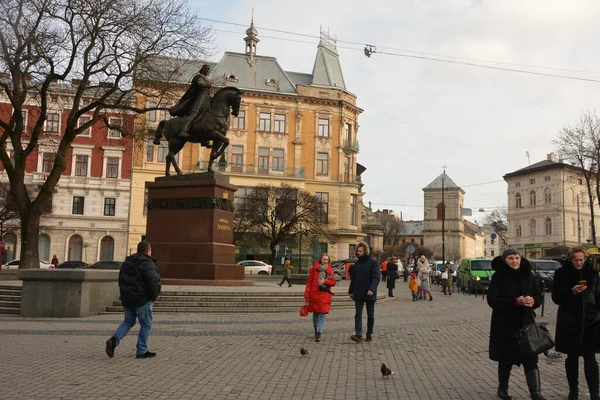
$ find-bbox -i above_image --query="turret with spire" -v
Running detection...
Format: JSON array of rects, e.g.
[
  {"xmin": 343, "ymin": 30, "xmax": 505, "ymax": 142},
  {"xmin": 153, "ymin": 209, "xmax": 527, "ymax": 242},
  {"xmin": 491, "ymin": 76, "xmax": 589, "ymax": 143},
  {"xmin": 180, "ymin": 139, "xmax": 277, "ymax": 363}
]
[{"xmin": 244, "ymin": 13, "xmax": 259, "ymax": 65}]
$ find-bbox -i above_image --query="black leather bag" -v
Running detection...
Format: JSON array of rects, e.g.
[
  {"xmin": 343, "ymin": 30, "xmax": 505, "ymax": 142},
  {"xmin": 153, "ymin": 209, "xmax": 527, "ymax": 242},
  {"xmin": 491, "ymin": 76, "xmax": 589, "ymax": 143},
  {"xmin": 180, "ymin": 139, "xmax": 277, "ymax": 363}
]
[{"xmin": 516, "ymin": 309, "xmax": 554, "ymax": 355}]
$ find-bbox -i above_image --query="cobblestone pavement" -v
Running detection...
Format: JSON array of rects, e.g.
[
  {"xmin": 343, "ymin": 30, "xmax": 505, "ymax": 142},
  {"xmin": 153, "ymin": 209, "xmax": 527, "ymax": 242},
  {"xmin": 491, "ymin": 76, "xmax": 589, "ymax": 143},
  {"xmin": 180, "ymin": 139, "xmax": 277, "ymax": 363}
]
[{"xmin": 0, "ymin": 281, "xmax": 574, "ymax": 399}]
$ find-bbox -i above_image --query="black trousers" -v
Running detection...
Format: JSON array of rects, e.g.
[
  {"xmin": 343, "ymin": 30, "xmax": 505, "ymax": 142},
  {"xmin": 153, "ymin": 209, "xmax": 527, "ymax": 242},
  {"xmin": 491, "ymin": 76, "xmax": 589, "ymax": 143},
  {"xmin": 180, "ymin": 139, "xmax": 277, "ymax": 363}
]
[
  {"xmin": 498, "ymin": 355, "xmax": 538, "ymax": 388},
  {"xmin": 279, "ymin": 277, "xmax": 292, "ymax": 286},
  {"xmin": 565, "ymin": 324, "xmax": 600, "ymax": 394}
]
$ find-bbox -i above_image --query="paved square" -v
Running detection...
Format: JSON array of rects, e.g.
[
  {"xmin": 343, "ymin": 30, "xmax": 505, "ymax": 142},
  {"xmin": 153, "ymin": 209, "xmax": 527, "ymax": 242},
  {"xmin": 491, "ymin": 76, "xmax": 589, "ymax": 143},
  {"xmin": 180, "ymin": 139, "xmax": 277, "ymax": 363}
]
[{"xmin": 0, "ymin": 281, "xmax": 572, "ymax": 399}]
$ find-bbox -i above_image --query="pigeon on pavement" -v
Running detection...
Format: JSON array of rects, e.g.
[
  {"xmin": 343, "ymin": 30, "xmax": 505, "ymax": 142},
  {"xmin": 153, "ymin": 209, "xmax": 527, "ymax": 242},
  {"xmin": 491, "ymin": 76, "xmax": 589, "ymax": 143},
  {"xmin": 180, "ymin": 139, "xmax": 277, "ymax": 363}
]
[
  {"xmin": 300, "ymin": 347, "xmax": 310, "ymax": 357},
  {"xmin": 381, "ymin": 363, "xmax": 393, "ymax": 378}
]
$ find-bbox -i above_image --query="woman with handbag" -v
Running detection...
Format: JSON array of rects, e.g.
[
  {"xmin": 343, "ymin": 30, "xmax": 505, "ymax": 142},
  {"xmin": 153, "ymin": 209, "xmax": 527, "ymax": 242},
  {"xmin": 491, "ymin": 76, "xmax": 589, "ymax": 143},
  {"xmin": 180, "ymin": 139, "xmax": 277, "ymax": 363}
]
[
  {"xmin": 304, "ymin": 254, "xmax": 336, "ymax": 342},
  {"xmin": 487, "ymin": 248, "xmax": 546, "ymax": 400},
  {"xmin": 386, "ymin": 257, "xmax": 399, "ymax": 297},
  {"xmin": 552, "ymin": 246, "xmax": 600, "ymax": 400}
]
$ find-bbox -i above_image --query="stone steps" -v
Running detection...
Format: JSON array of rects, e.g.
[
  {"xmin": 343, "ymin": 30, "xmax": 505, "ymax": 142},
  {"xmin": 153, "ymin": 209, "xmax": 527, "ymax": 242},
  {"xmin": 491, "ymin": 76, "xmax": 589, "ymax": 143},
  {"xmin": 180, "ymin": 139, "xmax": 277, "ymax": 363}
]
[
  {"xmin": 0, "ymin": 307, "xmax": 19, "ymax": 315},
  {"xmin": 0, "ymin": 286, "xmax": 21, "ymax": 315}
]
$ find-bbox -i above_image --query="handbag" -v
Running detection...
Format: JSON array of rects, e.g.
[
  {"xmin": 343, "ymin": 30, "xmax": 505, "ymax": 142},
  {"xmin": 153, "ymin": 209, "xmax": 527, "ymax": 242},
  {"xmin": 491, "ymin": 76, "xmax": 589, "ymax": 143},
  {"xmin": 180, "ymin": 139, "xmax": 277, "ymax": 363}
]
[
  {"xmin": 441, "ymin": 271, "xmax": 448, "ymax": 279},
  {"xmin": 516, "ymin": 308, "xmax": 554, "ymax": 355},
  {"xmin": 300, "ymin": 301, "xmax": 309, "ymax": 317}
]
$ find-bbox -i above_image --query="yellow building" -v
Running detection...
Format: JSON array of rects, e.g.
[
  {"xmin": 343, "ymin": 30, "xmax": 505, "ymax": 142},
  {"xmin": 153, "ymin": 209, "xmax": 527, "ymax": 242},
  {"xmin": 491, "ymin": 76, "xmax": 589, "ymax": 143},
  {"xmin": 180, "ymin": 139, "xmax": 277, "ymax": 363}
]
[{"xmin": 128, "ymin": 24, "xmax": 365, "ymax": 261}]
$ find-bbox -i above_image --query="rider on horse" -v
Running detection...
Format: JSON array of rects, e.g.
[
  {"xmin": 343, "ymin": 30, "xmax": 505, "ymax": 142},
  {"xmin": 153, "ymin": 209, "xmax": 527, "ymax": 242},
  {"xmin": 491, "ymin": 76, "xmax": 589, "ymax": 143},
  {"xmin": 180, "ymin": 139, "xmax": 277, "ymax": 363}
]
[{"xmin": 168, "ymin": 64, "xmax": 212, "ymax": 146}]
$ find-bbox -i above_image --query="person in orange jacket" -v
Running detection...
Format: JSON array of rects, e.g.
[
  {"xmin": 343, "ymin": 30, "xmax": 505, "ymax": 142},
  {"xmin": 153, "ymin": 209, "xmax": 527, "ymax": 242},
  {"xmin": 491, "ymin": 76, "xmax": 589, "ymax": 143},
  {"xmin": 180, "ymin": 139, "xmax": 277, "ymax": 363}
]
[
  {"xmin": 409, "ymin": 272, "xmax": 419, "ymax": 301},
  {"xmin": 345, "ymin": 262, "xmax": 352, "ymax": 280},
  {"xmin": 380, "ymin": 259, "xmax": 388, "ymax": 282}
]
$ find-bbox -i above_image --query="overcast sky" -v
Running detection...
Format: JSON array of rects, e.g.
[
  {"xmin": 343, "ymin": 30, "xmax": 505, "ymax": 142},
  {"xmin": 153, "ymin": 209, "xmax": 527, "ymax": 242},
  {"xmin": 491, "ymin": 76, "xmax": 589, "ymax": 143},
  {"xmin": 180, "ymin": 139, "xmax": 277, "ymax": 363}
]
[{"xmin": 189, "ymin": 0, "xmax": 600, "ymax": 222}]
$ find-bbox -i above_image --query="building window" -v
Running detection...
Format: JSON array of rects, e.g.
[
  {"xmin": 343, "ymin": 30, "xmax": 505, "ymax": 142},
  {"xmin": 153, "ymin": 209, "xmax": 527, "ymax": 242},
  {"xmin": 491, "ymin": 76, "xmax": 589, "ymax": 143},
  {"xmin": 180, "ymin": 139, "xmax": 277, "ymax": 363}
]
[
  {"xmin": 78, "ymin": 116, "xmax": 92, "ymax": 136},
  {"xmin": 274, "ymin": 114, "xmax": 286, "ymax": 133},
  {"xmin": 108, "ymin": 118, "xmax": 122, "ymax": 138},
  {"xmin": 515, "ymin": 182, "xmax": 521, "ymax": 187},
  {"xmin": 72, "ymin": 196, "xmax": 85, "ymax": 215},
  {"xmin": 545, "ymin": 217, "xmax": 552, "ymax": 235},
  {"xmin": 515, "ymin": 193, "xmax": 522, "ymax": 208},
  {"xmin": 317, "ymin": 118, "xmax": 330, "ymax": 137},
  {"xmin": 231, "ymin": 145, "xmax": 243, "ymax": 173},
  {"xmin": 436, "ymin": 203, "xmax": 446, "ymax": 220},
  {"xmin": 350, "ymin": 194, "xmax": 357, "ymax": 225},
  {"xmin": 157, "ymin": 141, "xmax": 168, "ymax": 162},
  {"xmin": 272, "ymin": 149, "xmax": 284, "ymax": 171},
  {"xmin": 349, "ymin": 244, "xmax": 356, "ymax": 256},
  {"xmin": 146, "ymin": 139, "xmax": 154, "ymax": 162},
  {"xmin": 316, "ymin": 152, "xmax": 329, "ymax": 175},
  {"xmin": 46, "ymin": 112, "xmax": 60, "ymax": 133},
  {"xmin": 105, "ymin": 157, "xmax": 119, "ymax": 178},
  {"xmin": 20, "ymin": 109, "xmax": 28, "ymax": 132},
  {"xmin": 491, "ymin": 238, "xmax": 495, "ymax": 245},
  {"xmin": 420, "ymin": 238, "xmax": 424, "ymax": 245},
  {"xmin": 99, "ymin": 236, "xmax": 115, "ymax": 261},
  {"xmin": 491, "ymin": 250, "xmax": 495, "ymax": 257},
  {"xmin": 315, "ymin": 192, "xmax": 329, "ymax": 223},
  {"xmin": 545, "ymin": 176, "xmax": 551, "ymax": 182},
  {"xmin": 39, "ymin": 234, "xmax": 50, "ymax": 263},
  {"xmin": 516, "ymin": 223, "xmax": 522, "ymax": 237},
  {"xmin": 529, "ymin": 190, "xmax": 536, "ymax": 206},
  {"xmin": 530, "ymin": 179, "xmax": 535, "ymax": 185},
  {"xmin": 345, "ymin": 123, "xmax": 352, "ymax": 142},
  {"xmin": 529, "ymin": 218, "xmax": 536, "ymax": 237},
  {"xmin": 232, "ymin": 110, "xmax": 246, "ymax": 130},
  {"xmin": 343, "ymin": 157, "xmax": 350, "ymax": 183},
  {"xmin": 143, "ymin": 188, "xmax": 148, "ymax": 216},
  {"xmin": 579, "ymin": 178, "xmax": 583, "ymax": 185},
  {"xmin": 104, "ymin": 198, "xmax": 116, "ymax": 216},
  {"xmin": 544, "ymin": 188, "xmax": 551, "ymax": 204},
  {"xmin": 258, "ymin": 148, "xmax": 269, "ymax": 173},
  {"xmin": 42, "ymin": 153, "xmax": 55, "ymax": 173},
  {"xmin": 74, "ymin": 155, "xmax": 88, "ymax": 177},
  {"xmin": 233, "ymin": 187, "xmax": 250, "ymax": 217},
  {"xmin": 68, "ymin": 235, "xmax": 83, "ymax": 261},
  {"xmin": 259, "ymin": 112, "xmax": 271, "ymax": 131},
  {"xmin": 148, "ymin": 102, "xmax": 157, "ymax": 122}
]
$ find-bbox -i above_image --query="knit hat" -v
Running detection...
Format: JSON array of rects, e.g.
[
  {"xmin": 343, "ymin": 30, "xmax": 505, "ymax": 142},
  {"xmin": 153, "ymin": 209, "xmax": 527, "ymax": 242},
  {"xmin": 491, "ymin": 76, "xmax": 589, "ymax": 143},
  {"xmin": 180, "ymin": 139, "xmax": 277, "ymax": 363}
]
[
  {"xmin": 502, "ymin": 248, "xmax": 520, "ymax": 261},
  {"xmin": 410, "ymin": 272, "xmax": 416, "ymax": 278}
]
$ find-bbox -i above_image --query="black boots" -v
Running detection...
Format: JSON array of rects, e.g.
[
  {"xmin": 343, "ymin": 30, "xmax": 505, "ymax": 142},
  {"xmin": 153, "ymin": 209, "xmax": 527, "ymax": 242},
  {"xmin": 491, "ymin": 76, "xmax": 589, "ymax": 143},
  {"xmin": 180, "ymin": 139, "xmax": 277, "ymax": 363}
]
[
  {"xmin": 105, "ymin": 336, "xmax": 117, "ymax": 358},
  {"xmin": 497, "ymin": 363, "xmax": 512, "ymax": 400},
  {"xmin": 315, "ymin": 332, "xmax": 321, "ymax": 342},
  {"xmin": 525, "ymin": 369, "xmax": 547, "ymax": 400}
]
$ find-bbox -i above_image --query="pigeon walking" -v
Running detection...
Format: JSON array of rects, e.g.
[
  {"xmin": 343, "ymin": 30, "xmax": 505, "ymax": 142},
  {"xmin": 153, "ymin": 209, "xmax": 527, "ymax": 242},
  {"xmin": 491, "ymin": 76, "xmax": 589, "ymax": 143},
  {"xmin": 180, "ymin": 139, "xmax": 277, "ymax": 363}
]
[
  {"xmin": 300, "ymin": 347, "xmax": 310, "ymax": 357},
  {"xmin": 381, "ymin": 363, "xmax": 393, "ymax": 378}
]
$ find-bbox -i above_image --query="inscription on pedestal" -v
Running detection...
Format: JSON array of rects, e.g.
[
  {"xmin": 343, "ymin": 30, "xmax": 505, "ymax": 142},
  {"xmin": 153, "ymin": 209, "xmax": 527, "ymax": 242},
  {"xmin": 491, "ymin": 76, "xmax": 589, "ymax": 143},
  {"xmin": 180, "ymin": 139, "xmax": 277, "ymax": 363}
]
[{"xmin": 148, "ymin": 197, "xmax": 234, "ymax": 212}]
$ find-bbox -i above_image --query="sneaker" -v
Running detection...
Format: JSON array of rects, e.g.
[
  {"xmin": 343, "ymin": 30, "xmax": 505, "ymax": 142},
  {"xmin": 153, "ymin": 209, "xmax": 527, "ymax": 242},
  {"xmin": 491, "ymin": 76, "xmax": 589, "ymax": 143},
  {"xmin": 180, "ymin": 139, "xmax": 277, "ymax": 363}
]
[
  {"xmin": 105, "ymin": 337, "xmax": 117, "ymax": 358},
  {"xmin": 288, "ymin": 285, "xmax": 292, "ymax": 287},
  {"xmin": 136, "ymin": 351, "xmax": 157, "ymax": 359},
  {"xmin": 366, "ymin": 336, "xmax": 373, "ymax": 342},
  {"xmin": 277, "ymin": 283, "xmax": 282, "ymax": 287},
  {"xmin": 350, "ymin": 335, "xmax": 363, "ymax": 343}
]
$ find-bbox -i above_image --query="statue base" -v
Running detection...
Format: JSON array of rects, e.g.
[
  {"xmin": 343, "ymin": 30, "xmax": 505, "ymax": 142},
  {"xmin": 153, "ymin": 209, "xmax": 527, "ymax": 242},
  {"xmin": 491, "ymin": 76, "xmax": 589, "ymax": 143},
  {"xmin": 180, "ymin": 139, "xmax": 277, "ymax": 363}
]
[{"xmin": 145, "ymin": 172, "xmax": 246, "ymax": 282}]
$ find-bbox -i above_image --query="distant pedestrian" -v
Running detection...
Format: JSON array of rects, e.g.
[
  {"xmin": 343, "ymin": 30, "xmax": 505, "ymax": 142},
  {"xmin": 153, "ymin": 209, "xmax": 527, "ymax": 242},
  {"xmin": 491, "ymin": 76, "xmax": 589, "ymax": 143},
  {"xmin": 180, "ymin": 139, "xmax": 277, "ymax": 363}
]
[
  {"xmin": 345, "ymin": 262, "xmax": 352, "ymax": 281},
  {"xmin": 349, "ymin": 242, "xmax": 381, "ymax": 343},
  {"xmin": 409, "ymin": 273, "xmax": 419, "ymax": 301},
  {"xmin": 417, "ymin": 256, "xmax": 433, "ymax": 301},
  {"xmin": 304, "ymin": 253, "xmax": 336, "ymax": 342},
  {"xmin": 552, "ymin": 246, "xmax": 600, "ymax": 400},
  {"xmin": 380, "ymin": 259, "xmax": 388, "ymax": 282},
  {"xmin": 386, "ymin": 257, "xmax": 399, "ymax": 297},
  {"xmin": 105, "ymin": 240, "xmax": 161, "ymax": 359},
  {"xmin": 51, "ymin": 255, "xmax": 59, "ymax": 266},
  {"xmin": 278, "ymin": 259, "xmax": 293, "ymax": 287},
  {"xmin": 488, "ymin": 248, "xmax": 546, "ymax": 400},
  {"xmin": 403, "ymin": 265, "xmax": 408, "ymax": 282},
  {"xmin": 441, "ymin": 261, "xmax": 453, "ymax": 295}
]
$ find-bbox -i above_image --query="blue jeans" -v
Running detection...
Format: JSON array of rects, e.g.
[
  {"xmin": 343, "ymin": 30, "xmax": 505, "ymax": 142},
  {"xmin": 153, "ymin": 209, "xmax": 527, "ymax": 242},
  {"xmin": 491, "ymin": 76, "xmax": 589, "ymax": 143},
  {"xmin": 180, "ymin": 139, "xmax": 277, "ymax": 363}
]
[
  {"xmin": 354, "ymin": 300, "xmax": 375, "ymax": 338},
  {"xmin": 113, "ymin": 302, "xmax": 153, "ymax": 355},
  {"xmin": 313, "ymin": 312, "xmax": 326, "ymax": 333}
]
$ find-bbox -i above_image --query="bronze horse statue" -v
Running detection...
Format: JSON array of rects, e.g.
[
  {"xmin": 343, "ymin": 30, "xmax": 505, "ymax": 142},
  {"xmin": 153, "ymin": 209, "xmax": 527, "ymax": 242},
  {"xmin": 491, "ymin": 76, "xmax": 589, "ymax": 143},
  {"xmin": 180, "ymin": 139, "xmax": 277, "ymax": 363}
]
[{"xmin": 153, "ymin": 87, "xmax": 242, "ymax": 176}]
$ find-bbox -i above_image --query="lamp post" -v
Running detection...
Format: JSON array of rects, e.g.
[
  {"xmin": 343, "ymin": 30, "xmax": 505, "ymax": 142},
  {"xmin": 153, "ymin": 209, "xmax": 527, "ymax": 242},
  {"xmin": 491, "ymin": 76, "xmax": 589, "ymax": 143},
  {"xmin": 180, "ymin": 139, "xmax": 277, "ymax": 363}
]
[{"xmin": 442, "ymin": 173, "xmax": 445, "ymax": 263}]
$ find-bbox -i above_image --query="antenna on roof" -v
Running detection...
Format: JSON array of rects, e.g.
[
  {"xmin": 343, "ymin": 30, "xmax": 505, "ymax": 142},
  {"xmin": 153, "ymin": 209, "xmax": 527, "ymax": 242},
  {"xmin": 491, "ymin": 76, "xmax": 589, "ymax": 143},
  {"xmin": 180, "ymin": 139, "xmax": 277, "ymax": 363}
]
[{"xmin": 526, "ymin": 151, "xmax": 531, "ymax": 165}]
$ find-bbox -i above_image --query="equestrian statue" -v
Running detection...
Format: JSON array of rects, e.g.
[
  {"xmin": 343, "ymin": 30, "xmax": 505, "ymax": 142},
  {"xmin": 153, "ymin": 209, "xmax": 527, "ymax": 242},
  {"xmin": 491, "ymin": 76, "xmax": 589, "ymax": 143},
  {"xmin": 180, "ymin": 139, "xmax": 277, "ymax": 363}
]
[{"xmin": 153, "ymin": 64, "xmax": 243, "ymax": 176}]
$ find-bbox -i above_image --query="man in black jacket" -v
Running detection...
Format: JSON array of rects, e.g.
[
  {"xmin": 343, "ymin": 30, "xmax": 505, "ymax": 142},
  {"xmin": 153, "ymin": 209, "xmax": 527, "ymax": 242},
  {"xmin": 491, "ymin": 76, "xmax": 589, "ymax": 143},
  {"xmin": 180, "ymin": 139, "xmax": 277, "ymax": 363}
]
[
  {"xmin": 348, "ymin": 242, "xmax": 381, "ymax": 343},
  {"xmin": 105, "ymin": 241, "xmax": 161, "ymax": 359}
]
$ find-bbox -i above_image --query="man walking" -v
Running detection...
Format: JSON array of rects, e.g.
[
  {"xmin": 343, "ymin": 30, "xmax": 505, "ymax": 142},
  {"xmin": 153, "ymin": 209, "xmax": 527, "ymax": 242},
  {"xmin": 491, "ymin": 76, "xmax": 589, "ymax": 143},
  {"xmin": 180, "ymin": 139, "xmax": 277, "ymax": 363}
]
[
  {"xmin": 349, "ymin": 242, "xmax": 381, "ymax": 342},
  {"xmin": 105, "ymin": 241, "xmax": 161, "ymax": 359}
]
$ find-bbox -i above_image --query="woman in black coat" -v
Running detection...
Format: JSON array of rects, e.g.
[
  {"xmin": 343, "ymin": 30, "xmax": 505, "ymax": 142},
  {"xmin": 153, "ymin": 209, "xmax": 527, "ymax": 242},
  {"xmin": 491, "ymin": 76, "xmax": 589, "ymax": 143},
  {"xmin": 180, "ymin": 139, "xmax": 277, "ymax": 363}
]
[
  {"xmin": 487, "ymin": 249, "xmax": 545, "ymax": 400},
  {"xmin": 386, "ymin": 257, "xmax": 399, "ymax": 297},
  {"xmin": 552, "ymin": 246, "xmax": 600, "ymax": 400}
]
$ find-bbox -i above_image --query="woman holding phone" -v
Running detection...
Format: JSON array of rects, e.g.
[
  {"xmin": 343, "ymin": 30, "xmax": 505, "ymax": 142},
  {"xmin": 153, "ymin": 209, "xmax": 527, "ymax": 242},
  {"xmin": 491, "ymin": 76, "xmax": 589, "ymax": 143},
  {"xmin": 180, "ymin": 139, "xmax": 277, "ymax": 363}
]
[{"xmin": 552, "ymin": 246, "xmax": 600, "ymax": 400}]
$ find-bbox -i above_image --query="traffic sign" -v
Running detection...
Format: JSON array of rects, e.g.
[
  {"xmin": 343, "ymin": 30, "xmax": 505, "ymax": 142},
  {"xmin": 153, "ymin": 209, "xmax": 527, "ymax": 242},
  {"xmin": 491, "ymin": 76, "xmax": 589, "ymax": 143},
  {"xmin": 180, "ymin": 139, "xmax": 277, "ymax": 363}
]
[
  {"xmin": 491, "ymin": 233, "xmax": 497, "ymax": 239},
  {"xmin": 275, "ymin": 244, "xmax": 280, "ymax": 251},
  {"xmin": 405, "ymin": 244, "xmax": 416, "ymax": 254}
]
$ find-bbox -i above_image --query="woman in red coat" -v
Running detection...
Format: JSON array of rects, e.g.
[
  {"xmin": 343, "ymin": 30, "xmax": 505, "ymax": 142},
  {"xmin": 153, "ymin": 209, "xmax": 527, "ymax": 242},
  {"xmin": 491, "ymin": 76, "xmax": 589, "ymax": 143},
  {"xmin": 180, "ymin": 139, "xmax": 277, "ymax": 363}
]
[{"xmin": 304, "ymin": 253, "xmax": 336, "ymax": 342}]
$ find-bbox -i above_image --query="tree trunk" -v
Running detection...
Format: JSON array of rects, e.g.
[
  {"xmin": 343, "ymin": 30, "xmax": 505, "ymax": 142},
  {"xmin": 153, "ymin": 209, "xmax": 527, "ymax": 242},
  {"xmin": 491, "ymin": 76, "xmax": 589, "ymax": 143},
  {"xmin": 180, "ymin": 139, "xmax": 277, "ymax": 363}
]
[
  {"xmin": 19, "ymin": 209, "xmax": 40, "ymax": 269},
  {"xmin": 269, "ymin": 245, "xmax": 277, "ymax": 275}
]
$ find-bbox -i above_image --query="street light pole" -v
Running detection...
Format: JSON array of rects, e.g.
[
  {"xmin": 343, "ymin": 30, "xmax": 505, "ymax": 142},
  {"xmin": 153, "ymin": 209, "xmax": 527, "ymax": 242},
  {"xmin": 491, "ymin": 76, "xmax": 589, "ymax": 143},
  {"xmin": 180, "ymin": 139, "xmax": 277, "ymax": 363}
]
[{"xmin": 442, "ymin": 173, "xmax": 445, "ymax": 263}]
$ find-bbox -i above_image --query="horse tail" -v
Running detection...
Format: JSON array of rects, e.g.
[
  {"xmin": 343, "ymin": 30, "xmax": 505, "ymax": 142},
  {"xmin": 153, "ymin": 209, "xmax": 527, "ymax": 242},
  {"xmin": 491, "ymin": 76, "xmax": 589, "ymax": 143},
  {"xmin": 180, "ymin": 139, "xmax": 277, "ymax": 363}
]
[{"xmin": 153, "ymin": 120, "xmax": 165, "ymax": 145}]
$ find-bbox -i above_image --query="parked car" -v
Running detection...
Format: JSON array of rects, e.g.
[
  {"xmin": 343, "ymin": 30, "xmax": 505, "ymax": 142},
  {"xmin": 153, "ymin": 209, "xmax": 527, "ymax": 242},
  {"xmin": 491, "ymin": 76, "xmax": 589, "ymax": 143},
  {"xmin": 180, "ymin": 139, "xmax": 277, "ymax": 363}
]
[
  {"xmin": 55, "ymin": 261, "xmax": 89, "ymax": 269},
  {"xmin": 431, "ymin": 261, "xmax": 457, "ymax": 284},
  {"xmin": 331, "ymin": 258, "xmax": 357, "ymax": 279},
  {"xmin": 456, "ymin": 257, "xmax": 494, "ymax": 293},
  {"xmin": 1, "ymin": 260, "xmax": 55, "ymax": 269},
  {"xmin": 87, "ymin": 261, "xmax": 122, "ymax": 270},
  {"xmin": 530, "ymin": 259, "xmax": 561, "ymax": 291},
  {"xmin": 237, "ymin": 260, "xmax": 272, "ymax": 275}
]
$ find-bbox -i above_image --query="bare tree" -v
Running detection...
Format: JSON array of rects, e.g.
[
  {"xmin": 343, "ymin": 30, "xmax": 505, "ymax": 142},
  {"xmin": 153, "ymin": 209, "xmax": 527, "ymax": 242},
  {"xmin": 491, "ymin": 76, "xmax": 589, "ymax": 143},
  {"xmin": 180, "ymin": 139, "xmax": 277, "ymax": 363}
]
[
  {"xmin": 483, "ymin": 206, "xmax": 509, "ymax": 248},
  {"xmin": 242, "ymin": 184, "xmax": 330, "ymax": 268},
  {"xmin": 0, "ymin": 0, "xmax": 212, "ymax": 268},
  {"xmin": 0, "ymin": 182, "xmax": 20, "ymax": 236},
  {"xmin": 376, "ymin": 210, "xmax": 402, "ymax": 248},
  {"xmin": 554, "ymin": 111, "xmax": 599, "ymax": 245}
]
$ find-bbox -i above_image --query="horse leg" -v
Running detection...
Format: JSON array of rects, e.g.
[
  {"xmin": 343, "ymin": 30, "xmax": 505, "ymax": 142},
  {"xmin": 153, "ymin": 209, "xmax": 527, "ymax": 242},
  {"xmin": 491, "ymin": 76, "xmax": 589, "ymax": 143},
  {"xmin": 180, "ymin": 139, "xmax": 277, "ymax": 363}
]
[
  {"xmin": 165, "ymin": 153, "xmax": 171, "ymax": 176},
  {"xmin": 153, "ymin": 120, "xmax": 165, "ymax": 145},
  {"xmin": 167, "ymin": 139, "xmax": 185, "ymax": 176}
]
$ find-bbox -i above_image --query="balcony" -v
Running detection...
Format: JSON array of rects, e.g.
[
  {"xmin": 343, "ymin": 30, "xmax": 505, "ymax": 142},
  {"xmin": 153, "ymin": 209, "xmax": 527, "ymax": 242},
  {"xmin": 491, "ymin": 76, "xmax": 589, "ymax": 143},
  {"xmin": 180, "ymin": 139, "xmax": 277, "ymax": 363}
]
[
  {"xmin": 340, "ymin": 139, "xmax": 359, "ymax": 154},
  {"xmin": 339, "ymin": 174, "xmax": 362, "ymax": 185},
  {"xmin": 197, "ymin": 161, "xmax": 306, "ymax": 178}
]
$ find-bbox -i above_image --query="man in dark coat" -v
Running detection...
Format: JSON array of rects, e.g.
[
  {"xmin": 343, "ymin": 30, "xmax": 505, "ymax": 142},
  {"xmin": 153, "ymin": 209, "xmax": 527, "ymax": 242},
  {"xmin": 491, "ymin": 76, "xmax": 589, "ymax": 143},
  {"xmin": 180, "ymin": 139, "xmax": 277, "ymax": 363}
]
[
  {"xmin": 349, "ymin": 242, "xmax": 381, "ymax": 343},
  {"xmin": 105, "ymin": 241, "xmax": 161, "ymax": 359},
  {"xmin": 168, "ymin": 64, "xmax": 212, "ymax": 141},
  {"xmin": 487, "ymin": 248, "xmax": 546, "ymax": 400},
  {"xmin": 552, "ymin": 246, "xmax": 600, "ymax": 400},
  {"xmin": 386, "ymin": 257, "xmax": 399, "ymax": 297}
]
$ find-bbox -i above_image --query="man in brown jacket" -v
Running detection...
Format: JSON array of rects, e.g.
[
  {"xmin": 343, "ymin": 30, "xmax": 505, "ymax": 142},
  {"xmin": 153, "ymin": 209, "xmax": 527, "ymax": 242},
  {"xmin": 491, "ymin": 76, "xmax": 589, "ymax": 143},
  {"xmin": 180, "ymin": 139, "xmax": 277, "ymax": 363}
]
[{"xmin": 278, "ymin": 259, "xmax": 294, "ymax": 287}]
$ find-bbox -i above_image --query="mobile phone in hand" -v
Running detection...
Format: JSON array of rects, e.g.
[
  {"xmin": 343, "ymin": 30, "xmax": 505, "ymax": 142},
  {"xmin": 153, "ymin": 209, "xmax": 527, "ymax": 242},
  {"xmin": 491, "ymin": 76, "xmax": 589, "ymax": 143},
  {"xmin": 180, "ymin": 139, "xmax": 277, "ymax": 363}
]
[{"xmin": 578, "ymin": 280, "xmax": 587, "ymax": 286}]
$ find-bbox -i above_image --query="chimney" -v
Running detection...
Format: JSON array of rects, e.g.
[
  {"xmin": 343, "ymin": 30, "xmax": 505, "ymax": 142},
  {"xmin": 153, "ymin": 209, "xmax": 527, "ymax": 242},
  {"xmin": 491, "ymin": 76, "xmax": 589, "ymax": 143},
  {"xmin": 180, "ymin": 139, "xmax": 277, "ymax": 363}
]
[
  {"xmin": 99, "ymin": 81, "xmax": 114, "ymax": 88},
  {"xmin": 547, "ymin": 152, "xmax": 558, "ymax": 162}
]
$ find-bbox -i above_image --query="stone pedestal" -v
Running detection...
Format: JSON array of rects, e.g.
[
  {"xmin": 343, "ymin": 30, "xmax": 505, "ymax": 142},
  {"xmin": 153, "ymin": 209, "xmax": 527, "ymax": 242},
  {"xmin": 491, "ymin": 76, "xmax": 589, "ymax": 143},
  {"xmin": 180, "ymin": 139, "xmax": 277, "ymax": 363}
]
[{"xmin": 145, "ymin": 172, "xmax": 247, "ymax": 284}]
